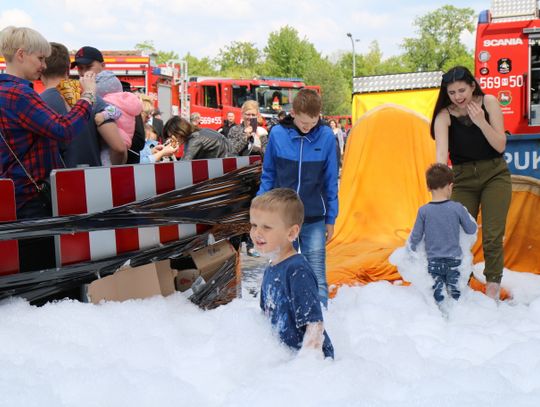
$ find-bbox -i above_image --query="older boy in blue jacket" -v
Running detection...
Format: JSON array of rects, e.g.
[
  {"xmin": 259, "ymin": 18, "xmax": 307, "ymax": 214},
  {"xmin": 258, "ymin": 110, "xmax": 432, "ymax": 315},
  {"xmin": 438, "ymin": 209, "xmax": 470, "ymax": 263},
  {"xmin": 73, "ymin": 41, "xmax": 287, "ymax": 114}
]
[{"xmin": 257, "ymin": 89, "xmax": 338, "ymax": 307}]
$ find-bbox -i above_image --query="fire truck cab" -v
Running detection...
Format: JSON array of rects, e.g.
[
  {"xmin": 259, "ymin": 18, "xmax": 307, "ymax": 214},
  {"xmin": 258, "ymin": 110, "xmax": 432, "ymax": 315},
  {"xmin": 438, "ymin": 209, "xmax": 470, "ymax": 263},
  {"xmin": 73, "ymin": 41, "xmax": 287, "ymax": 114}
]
[
  {"xmin": 476, "ymin": 0, "xmax": 540, "ymax": 179},
  {"xmin": 188, "ymin": 76, "xmax": 308, "ymax": 126},
  {"xmin": 152, "ymin": 66, "xmax": 317, "ymax": 130}
]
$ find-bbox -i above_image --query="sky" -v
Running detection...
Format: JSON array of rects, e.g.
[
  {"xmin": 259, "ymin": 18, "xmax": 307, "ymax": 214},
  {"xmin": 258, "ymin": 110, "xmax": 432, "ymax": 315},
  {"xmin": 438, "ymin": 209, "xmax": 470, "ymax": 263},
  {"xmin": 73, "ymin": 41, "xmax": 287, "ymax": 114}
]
[{"xmin": 0, "ymin": 0, "xmax": 488, "ymax": 61}]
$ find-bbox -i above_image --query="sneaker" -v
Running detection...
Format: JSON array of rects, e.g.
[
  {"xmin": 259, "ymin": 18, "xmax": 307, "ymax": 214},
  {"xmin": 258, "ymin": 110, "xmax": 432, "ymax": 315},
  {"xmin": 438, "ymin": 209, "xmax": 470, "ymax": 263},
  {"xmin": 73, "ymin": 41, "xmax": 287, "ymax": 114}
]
[{"xmin": 247, "ymin": 248, "xmax": 260, "ymax": 258}]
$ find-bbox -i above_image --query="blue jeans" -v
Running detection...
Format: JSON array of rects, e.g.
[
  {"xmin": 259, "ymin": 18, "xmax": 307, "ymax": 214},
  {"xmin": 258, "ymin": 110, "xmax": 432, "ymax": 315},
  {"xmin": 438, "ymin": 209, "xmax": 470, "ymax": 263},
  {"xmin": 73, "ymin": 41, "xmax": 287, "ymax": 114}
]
[
  {"xmin": 427, "ymin": 258, "xmax": 462, "ymax": 303},
  {"xmin": 295, "ymin": 219, "xmax": 328, "ymax": 307}
]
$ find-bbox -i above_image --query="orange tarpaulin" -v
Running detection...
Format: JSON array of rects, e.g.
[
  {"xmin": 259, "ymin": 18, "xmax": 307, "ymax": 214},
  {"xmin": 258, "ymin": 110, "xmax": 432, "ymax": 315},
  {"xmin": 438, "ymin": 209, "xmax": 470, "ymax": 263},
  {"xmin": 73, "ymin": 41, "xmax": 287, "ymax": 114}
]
[
  {"xmin": 327, "ymin": 104, "xmax": 540, "ymax": 296},
  {"xmin": 473, "ymin": 176, "xmax": 540, "ymax": 275}
]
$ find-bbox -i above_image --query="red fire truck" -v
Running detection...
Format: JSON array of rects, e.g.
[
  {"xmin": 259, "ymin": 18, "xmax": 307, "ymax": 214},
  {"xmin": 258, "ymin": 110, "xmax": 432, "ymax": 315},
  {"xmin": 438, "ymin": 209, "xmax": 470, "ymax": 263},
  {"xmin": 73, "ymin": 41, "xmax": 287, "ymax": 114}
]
[
  {"xmin": 475, "ymin": 0, "xmax": 540, "ymax": 179},
  {"xmin": 1, "ymin": 51, "xmax": 317, "ymax": 130},
  {"xmin": 150, "ymin": 61, "xmax": 318, "ymax": 129}
]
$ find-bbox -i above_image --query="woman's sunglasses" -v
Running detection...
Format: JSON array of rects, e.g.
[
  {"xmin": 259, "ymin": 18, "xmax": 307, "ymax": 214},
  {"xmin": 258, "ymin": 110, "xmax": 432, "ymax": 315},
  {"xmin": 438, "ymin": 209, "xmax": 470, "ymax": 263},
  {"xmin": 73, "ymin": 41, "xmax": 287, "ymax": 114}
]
[{"xmin": 442, "ymin": 68, "xmax": 467, "ymax": 84}]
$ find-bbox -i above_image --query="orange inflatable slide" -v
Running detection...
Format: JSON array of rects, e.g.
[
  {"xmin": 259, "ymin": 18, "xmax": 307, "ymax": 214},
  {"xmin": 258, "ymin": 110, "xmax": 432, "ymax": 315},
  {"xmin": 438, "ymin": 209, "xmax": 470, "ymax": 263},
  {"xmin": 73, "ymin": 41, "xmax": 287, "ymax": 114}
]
[{"xmin": 327, "ymin": 104, "xmax": 540, "ymax": 297}]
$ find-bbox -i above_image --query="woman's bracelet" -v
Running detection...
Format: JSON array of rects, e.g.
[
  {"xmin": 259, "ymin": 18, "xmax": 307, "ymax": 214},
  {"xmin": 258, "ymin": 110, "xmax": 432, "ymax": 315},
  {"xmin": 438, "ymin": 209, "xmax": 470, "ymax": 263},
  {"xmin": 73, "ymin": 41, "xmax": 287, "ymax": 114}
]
[{"xmin": 81, "ymin": 91, "xmax": 96, "ymax": 104}]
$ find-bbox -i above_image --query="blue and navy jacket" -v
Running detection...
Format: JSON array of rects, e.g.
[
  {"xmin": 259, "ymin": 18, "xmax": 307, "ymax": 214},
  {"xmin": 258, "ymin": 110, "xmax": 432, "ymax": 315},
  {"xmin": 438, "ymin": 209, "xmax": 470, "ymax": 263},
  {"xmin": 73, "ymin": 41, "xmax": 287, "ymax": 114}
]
[{"xmin": 257, "ymin": 116, "xmax": 339, "ymax": 224}]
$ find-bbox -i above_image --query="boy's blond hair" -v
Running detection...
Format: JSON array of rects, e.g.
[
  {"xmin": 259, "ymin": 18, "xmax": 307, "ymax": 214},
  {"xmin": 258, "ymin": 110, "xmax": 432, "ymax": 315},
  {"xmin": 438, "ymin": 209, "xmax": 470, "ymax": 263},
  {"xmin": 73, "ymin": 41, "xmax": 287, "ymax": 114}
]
[
  {"xmin": 251, "ymin": 188, "xmax": 304, "ymax": 227},
  {"xmin": 0, "ymin": 26, "xmax": 51, "ymax": 62},
  {"xmin": 292, "ymin": 88, "xmax": 321, "ymax": 117}
]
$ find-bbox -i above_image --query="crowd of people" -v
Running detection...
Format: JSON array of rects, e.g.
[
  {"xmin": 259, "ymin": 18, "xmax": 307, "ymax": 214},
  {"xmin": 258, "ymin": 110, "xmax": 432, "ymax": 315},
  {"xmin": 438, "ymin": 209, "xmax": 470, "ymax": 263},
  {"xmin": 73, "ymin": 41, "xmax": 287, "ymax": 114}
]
[{"xmin": 0, "ymin": 25, "xmax": 510, "ymax": 359}]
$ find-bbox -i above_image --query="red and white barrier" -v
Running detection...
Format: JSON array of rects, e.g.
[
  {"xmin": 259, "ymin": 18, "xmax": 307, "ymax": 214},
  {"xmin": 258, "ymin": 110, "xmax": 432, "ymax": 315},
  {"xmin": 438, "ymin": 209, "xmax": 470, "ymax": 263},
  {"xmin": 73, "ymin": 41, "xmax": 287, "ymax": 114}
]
[
  {"xmin": 51, "ymin": 156, "xmax": 259, "ymax": 266},
  {"xmin": 0, "ymin": 179, "xmax": 19, "ymax": 275}
]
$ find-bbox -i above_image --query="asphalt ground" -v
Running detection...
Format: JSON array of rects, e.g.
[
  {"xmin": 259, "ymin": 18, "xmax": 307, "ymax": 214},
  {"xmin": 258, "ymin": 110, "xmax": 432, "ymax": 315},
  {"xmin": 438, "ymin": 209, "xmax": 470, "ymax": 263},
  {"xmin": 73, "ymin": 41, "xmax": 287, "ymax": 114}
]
[{"xmin": 239, "ymin": 243, "xmax": 267, "ymax": 298}]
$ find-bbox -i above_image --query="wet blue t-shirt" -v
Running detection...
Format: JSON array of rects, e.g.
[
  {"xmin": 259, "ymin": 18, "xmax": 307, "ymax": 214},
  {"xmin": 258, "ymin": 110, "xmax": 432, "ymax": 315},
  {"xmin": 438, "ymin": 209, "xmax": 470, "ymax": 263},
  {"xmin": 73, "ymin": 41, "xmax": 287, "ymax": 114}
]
[{"xmin": 260, "ymin": 254, "xmax": 334, "ymax": 358}]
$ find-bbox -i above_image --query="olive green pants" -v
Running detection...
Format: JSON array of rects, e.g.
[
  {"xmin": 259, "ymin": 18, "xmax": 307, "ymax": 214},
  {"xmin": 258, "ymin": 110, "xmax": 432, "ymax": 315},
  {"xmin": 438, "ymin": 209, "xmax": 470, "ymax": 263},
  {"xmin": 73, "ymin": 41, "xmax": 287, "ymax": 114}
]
[{"xmin": 452, "ymin": 157, "xmax": 512, "ymax": 283}]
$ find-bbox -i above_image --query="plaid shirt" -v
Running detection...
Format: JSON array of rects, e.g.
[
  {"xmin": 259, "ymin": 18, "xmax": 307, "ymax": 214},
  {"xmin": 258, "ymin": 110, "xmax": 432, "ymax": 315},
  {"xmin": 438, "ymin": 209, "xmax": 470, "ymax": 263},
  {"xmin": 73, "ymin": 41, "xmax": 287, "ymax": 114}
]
[{"xmin": 0, "ymin": 74, "xmax": 91, "ymax": 209}]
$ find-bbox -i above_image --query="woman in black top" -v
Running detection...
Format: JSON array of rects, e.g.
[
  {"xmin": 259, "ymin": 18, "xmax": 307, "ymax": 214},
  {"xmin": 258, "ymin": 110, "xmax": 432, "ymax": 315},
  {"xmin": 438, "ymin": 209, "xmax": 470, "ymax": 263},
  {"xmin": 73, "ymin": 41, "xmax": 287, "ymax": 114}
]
[
  {"xmin": 163, "ymin": 116, "xmax": 229, "ymax": 160},
  {"xmin": 431, "ymin": 66, "xmax": 511, "ymax": 300}
]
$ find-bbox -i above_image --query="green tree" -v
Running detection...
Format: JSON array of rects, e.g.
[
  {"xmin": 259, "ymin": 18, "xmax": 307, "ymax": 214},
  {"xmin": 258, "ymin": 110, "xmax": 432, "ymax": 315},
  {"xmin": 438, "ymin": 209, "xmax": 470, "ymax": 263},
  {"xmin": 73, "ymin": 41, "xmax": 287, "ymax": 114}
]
[
  {"xmin": 337, "ymin": 42, "xmax": 408, "ymax": 85},
  {"xmin": 263, "ymin": 26, "xmax": 349, "ymax": 114},
  {"xmin": 182, "ymin": 53, "xmax": 218, "ymax": 76},
  {"xmin": 134, "ymin": 40, "xmax": 178, "ymax": 64},
  {"xmin": 360, "ymin": 42, "xmax": 407, "ymax": 75},
  {"xmin": 304, "ymin": 57, "xmax": 350, "ymax": 115},
  {"xmin": 134, "ymin": 40, "xmax": 156, "ymax": 54},
  {"xmin": 401, "ymin": 5, "xmax": 475, "ymax": 71},
  {"xmin": 215, "ymin": 41, "xmax": 261, "ymax": 73},
  {"xmin": 156, "ymin": 50, "xmax": 179, "ymax": 64},
  {"xmin": 263, "ymin": 26, "xmax": 320, "ymax": 78},
  {"xmin": 335, "ymin": 41, "xmax": 408, "ymax": 112}
]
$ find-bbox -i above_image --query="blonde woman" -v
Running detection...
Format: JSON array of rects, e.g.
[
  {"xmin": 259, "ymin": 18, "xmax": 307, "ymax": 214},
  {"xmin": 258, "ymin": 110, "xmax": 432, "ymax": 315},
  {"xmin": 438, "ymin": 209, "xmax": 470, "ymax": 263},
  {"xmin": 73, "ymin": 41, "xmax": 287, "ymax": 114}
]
[
  {"xmin": 126, "ymin": 94, "xmax": 153, "ymax": 163},
  {"xmin": 0, "ymin": 26, "xmax": 95, "ymax": 272},
  {"xmin": 226, "ymin": 100, "xmax": 268, "ymax": 156}
]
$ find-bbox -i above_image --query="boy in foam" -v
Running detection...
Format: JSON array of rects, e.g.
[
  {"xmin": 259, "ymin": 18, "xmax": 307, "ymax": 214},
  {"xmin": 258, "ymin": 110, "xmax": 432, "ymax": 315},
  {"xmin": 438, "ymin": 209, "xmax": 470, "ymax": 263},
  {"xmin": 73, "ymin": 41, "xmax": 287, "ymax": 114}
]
[
  {"xmin": 408, "ymin": 163, "xmax": 477, "ymax": 304},
  {"xmin": 257, "ymin": 89, "xmax": 338, "ymax": 308},
  {"xmin": 250, "ymin": 188, "xmax": 334, "ymax": 359}
]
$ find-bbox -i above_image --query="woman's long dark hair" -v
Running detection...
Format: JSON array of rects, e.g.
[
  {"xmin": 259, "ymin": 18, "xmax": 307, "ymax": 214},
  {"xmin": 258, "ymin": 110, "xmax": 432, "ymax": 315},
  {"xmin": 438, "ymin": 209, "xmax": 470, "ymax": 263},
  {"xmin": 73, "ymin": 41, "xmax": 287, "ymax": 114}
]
[
  {"xmin": 430, "ymin": 66, "xmax": 485, "ymax": 139},
  {"xmin": 163, "ymin": 116, "xmax": 194, "ymax": 142}
]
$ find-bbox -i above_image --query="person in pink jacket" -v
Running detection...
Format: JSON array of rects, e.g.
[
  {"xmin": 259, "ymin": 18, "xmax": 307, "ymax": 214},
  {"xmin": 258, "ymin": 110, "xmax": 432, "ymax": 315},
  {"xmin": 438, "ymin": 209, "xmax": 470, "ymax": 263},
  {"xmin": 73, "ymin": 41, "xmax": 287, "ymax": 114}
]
[{"xmin": 95, "ymin": 70, "xmax": 142, "ymax": 165}]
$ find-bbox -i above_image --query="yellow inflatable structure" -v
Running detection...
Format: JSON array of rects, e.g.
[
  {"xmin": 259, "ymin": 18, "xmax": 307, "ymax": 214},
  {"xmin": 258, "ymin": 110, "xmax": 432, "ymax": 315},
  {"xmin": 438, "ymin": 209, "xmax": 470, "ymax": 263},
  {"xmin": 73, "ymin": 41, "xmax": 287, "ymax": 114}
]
[
  {"xmin": 327, "ymin": 104, "xmax": 540, "ymax": 296},
  {"xmin": 352, "ymin": 88, "xmax": 439, "ymax": 125}
]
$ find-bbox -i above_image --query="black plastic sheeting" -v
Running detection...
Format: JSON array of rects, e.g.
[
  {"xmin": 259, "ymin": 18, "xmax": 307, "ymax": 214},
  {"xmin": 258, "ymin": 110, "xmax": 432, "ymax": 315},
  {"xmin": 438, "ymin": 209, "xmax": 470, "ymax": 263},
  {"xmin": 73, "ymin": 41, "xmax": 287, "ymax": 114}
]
[
  {"xmin": 0, "ymin": 163, "xmax": 260, "ymax": 303},
  {"xmin": 0, "ymin": 226, "xmax": 241, "ymax": 303},
  {"xmin": 189, "ymin": 257, "xmax": 237, "ymax": 310},
  {"xmin": 0, "ymin": 163, "xmax": 261, "ymax": 241}
]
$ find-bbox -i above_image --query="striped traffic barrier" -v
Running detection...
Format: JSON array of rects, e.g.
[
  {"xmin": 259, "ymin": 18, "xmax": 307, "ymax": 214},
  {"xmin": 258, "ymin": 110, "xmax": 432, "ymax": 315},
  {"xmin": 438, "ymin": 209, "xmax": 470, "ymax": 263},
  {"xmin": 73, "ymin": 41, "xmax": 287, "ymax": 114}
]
[
  {"xmin": 0, "ymin": 179, "xmax": 18, "ymax": 275},
  {"xmin": 51, "ymin": 156, "xmax": 260, "ymax": 267}
]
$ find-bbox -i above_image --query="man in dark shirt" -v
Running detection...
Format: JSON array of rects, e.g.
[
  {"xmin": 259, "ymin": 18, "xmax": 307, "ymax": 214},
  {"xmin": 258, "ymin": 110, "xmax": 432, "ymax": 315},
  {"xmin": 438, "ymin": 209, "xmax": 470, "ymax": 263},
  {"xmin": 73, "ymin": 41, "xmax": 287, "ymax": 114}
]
[
  {"xmin": 40, "ymin": 42, "xmax": 102, "ymax": 167},
  {"xmin": 71, "ymin": 46, "xmax": 128, "ymax": 164},
  {"xmin": 220, "ymin": 111, "xmax": 236, "ymax": 137}
]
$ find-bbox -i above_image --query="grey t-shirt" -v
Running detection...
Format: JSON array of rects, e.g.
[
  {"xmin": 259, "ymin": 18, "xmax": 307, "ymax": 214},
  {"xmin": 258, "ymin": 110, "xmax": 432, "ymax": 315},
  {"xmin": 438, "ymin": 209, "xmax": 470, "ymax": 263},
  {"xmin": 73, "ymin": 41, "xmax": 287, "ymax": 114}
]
[{"xmin": 409, "ymin": 200, "xmax": 477, "ymax": 259}]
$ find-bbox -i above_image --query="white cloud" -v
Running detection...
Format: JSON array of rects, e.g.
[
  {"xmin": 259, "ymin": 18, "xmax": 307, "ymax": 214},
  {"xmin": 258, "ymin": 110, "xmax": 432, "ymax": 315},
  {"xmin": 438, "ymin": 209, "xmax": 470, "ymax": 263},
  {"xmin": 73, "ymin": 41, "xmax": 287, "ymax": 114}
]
[
  {"xmin": 461, "ymin": 30, "xmax": 477, "ymax": 52},
  {"xmin": 350, "ymin": 10, "xmax": 391, "ymax": 30},
  {"xmin": 0, "ymin": 9, "xmax": 33, "ymax": 29},
  {"xmin": 160, "ymin": 0, "xmax": 253, "ymax": 18},
  {"xmin": 62, "ymin": 22, "xmax": 75, "ymax": 33}
]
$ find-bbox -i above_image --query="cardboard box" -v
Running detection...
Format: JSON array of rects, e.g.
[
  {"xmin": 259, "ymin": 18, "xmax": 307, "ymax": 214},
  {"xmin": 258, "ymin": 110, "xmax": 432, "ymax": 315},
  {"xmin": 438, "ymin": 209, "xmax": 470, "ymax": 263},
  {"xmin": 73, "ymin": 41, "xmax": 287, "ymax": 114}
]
[
  {"xmin": 189, "ymin": 239, "xmax": 237, "ymax": 281},
  {"xmin": 187, "ymin": 239, "xmax": 241, "ymax": 307},
  {"xmin": 175, "ymin": 268, "xmax": 200, "ymax": 292},
  {"xmin": 87, "ymin": 260, "xmax": 176, "ymax": 304}
]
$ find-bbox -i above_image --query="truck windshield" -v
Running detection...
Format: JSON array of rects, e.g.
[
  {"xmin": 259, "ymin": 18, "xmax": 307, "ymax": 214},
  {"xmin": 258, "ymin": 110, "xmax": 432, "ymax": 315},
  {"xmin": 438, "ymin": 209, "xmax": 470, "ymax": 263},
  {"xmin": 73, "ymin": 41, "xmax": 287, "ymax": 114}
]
[{"xmin": 254, "ymin": 86, "xmax": 301, "ymax": 115}]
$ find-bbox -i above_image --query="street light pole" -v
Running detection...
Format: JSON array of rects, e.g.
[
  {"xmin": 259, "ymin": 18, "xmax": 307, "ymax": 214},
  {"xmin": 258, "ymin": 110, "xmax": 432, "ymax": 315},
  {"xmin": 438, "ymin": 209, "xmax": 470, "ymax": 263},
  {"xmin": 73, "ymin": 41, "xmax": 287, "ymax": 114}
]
[
  {"xmin": 346, "ymin": 33, "xmax": 360, "ymax": 87},
  {"xmin": 346, "ymin": 33, "xmax": 356, "ymax": 80}
]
